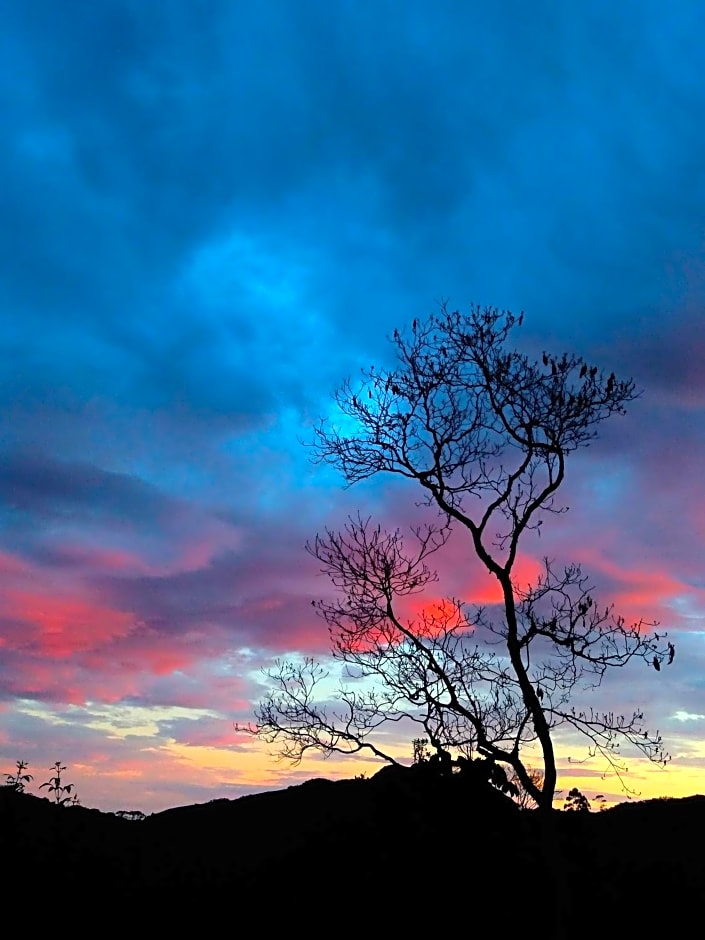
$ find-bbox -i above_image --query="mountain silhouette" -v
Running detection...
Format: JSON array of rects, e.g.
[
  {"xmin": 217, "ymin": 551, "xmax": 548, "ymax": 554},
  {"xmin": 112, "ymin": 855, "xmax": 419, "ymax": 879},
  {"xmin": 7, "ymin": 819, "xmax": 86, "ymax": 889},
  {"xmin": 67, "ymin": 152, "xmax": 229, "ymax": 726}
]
[{"xmin": 2, "ymin": 767, "xmax": 703, "ymax": 934}]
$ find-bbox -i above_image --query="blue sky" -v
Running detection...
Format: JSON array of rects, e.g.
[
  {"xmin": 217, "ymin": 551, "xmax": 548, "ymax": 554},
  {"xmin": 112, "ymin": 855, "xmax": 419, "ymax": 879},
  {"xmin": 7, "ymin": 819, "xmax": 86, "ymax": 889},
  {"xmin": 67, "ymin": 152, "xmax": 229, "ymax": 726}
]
[{"xmin": 1, "ymin": 1, "xmax": 704, "ymax": 811}]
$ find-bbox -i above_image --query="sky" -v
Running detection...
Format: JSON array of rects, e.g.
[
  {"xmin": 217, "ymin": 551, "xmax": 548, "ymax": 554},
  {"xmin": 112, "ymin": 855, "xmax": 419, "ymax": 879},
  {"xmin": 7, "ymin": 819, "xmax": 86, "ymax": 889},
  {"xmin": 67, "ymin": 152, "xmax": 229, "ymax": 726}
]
[{"xmin": 1, "ymin": 0, "xmax": 704, "ymax": 813}]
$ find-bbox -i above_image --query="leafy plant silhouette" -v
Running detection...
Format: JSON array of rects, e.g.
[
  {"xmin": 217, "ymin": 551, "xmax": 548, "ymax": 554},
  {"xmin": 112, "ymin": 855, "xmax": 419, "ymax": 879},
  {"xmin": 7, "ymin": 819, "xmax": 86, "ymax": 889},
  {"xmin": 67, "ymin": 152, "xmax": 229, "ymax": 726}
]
[
  {"xmin": 4, "ymin": 759, "xmax": 33, "ymax": 792},
  {"xmin": 412, "ymin": 737, "xmax": 431, "ymax": 764},
  {"xmin": 39, "ymin": 761, "xmax": 79, "ymax": 806},
  {"xmin": 563, "ymin": 787, "xmax": 592, "ymax": 812}
]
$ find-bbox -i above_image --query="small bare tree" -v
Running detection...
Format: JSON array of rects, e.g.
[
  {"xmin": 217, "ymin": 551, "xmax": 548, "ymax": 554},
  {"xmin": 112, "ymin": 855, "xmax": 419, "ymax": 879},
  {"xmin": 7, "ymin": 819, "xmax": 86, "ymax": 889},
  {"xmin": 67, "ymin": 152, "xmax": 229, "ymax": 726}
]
[
  {"xmin": 249, "ymin": 305, "xmax": 673, "ymax": 810},
  {"xmin": 509, "ymin": 766, "xmax": 545, "ymax": 810}
]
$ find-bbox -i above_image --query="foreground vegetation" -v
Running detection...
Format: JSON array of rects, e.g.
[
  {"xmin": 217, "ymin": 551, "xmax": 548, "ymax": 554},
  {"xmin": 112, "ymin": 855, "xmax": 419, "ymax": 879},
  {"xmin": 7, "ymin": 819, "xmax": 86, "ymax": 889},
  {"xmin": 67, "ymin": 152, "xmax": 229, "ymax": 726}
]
[{"xmin": 2, "ymin": 758, "xmax": 702, "ymax": 934}]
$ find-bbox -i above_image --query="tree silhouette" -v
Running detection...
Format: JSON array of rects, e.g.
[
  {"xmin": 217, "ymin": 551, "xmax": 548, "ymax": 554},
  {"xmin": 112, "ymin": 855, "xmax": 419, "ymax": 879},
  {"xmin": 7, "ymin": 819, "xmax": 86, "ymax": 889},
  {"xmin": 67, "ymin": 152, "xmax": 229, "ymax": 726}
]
[{"xmin": 249, "ymin": 304, "xmax": 673, "ymax": 810}]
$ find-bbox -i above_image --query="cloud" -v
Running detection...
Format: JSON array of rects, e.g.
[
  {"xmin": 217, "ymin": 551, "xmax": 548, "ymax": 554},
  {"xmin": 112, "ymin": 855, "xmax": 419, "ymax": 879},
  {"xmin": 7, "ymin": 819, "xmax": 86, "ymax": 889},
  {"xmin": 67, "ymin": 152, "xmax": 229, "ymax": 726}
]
[{"xmin": 0, "ymin": 452, "xmax": 174, "ymax": 525}]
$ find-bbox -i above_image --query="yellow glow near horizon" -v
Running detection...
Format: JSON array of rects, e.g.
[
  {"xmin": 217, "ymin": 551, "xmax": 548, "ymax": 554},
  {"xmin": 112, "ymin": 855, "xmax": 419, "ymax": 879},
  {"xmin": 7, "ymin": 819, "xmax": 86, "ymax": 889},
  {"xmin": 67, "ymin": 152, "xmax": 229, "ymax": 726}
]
[{"xmin": 8, "ymin": 699, "xmax": 702, "ymax": 814}]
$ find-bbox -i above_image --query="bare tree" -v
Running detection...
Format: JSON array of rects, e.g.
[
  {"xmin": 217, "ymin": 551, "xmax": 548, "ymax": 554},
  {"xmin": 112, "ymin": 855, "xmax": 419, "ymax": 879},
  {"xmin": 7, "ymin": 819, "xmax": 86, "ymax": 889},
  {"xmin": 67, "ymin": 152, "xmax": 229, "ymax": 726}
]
[
  {"xmin": 249, "ymin": 304, "xmax": 673, "ymax": 810},
  {"xmin": 509, "ymin": 766, "xmax": 545, "ymax": 810}
]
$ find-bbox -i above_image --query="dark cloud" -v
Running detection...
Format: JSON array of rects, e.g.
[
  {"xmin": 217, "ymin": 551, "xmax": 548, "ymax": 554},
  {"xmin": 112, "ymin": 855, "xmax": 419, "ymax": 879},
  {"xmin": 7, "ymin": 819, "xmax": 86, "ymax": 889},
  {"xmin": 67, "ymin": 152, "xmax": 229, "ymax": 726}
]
[
  {"xmin": 0, "ymin": 452, "xmax": 173, "ymax": 525},
  {"xmin": 92, "ymin": 528, "xmax": 327, "ymax": 653}
]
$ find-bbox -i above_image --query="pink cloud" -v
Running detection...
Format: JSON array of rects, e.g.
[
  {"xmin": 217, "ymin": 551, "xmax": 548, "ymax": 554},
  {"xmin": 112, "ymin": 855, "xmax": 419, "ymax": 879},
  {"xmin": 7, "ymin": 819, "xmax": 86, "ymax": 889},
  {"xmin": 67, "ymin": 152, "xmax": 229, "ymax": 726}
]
[{"xmin": 3, "ymin": 589, "xmax": 134, "ymax": 658}]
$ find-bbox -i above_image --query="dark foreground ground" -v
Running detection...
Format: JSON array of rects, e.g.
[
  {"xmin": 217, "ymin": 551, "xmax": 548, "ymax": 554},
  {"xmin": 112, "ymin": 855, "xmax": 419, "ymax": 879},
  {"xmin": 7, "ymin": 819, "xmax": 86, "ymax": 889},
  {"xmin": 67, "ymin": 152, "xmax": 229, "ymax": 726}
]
[{"xmin": 2, "ymin": 766, "xmax": 702, "ymax": 935}]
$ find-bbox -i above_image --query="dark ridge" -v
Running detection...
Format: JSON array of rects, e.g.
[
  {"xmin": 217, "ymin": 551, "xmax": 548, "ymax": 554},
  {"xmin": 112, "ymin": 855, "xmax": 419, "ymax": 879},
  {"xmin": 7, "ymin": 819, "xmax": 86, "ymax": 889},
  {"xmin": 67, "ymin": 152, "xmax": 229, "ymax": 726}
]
[{"xmin": 2, "ymin": 773, "xmax": 703, "ymax": 933}]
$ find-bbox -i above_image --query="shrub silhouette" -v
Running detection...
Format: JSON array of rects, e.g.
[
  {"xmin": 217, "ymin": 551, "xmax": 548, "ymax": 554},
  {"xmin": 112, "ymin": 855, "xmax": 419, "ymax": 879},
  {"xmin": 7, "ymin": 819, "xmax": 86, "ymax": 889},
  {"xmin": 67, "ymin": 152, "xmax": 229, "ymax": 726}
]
[{"xmin": 4, "ymin": 759, "xmax": 33, "ymax": 792}]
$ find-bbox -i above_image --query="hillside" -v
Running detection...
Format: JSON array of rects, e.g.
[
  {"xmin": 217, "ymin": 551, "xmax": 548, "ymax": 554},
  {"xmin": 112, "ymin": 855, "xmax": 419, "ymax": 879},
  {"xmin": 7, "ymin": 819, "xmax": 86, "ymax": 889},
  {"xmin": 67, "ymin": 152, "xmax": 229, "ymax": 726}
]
[{"xmin": 2, "ymin": 767, "xmax": 702, "ymax": 933}]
